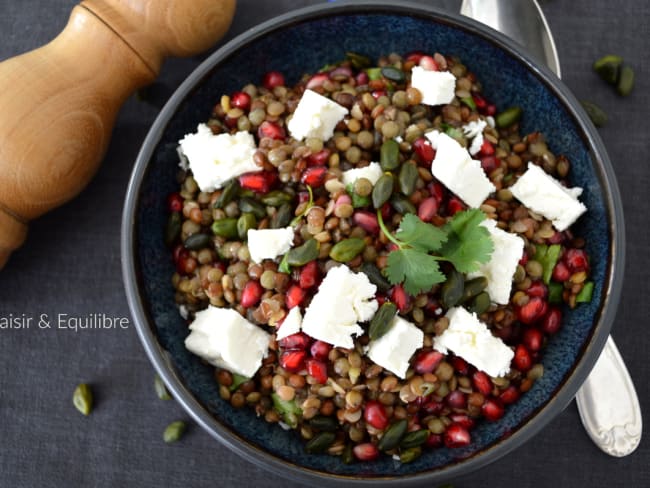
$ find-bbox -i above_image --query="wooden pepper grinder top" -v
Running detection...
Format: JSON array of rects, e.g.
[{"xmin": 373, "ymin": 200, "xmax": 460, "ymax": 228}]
[{"xmin": 0, "ymin": 0, "xmax": 236, "ymax": 268}]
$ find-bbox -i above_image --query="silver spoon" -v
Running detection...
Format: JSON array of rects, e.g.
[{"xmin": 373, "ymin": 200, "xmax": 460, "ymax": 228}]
[{"xmin": 460, "ymin": 0, "xmax": 642, "ymax": 457}]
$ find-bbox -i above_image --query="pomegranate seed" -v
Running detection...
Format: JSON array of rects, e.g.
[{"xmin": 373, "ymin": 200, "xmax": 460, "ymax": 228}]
[
  {"xmin": 413, "ymin": 350, "xmax": 444, "ymax": 374},
  {"xmin": 299, "ymin": 261, "xmax": 320, "ymax": 289},
  {"xmin": 449, "ymin": 413, "xmax": 475, "ymax": 430},
  {"xmin": 380, "ymin": 202, "xmax": 392, "ymax": 220},
  {"xmin": 355, "ymin": 71, "xmax": 369, "ymax": 85},
  {"xmin": 167, "ymin": 192, "xmax": 183, "ymax": 212},
  {"xmin": 527, "ymin": 281, "xmax": 548, "ymax": 299},
  {"xmin": 513, "ymin": 344, "xmax": 533, "ymax": 372},
  {"xmin": 364, "ymin": 400, "xmax": 389, "ymax": 430},
  {"xmin": 446, "ymin": 390, "xmax": 467, "ymax": 409},
  {"xmin": 306, "ymin": 358, "xmax": 328, "ymax": 384},
  {"xmin": 353, "ymin": 443, "xmax": 379, "ymax": 461},
  {"xmin": 450, "ymin": 356, "xmax": 470, "ymax": 375},
  {"xmin": 500, "ymin": 385, "xmax": 521, "ymax": 404},
  {"xmin": 239, "ymin": 171, "xmax": 276, "ymax": 193},
  {"xmin": 541, "ymin": 307, "xmax": 562, "ymax": 335},
  {"xmin": 517, "ymin": 297, "xmax": 548, "ymax": 325},
  {"xmin": 298, "ymin": 191, "xmax": 310, "ymax": 203},
  {"xmin": 306, "ymin": 73, "xmax": 329, "ymax": 90},
  {"xmin": 473, "ymin": 93, "xmax": 487, "ymax": 110},
  {"xmin": 278, "ymin": 332, "xmax": 311, "ymax": 351},
  {"xmin": 565, "ymin": 248, "xmax": 589, "ymax": 272},
  {"xmin": 405, "ymin": 51, "xmax": 425, "ymax": 64},
  {"xmin": 519, "ymin": 252, "xmax": 529, "ymax": 266},
  {"xmin": 279, "ymin": 350, "xmax": 306, "ymax": 373},
  {"xmin": 548, "ymin": 231, "xmax": 565, "ymax": 244},
  {"xmin": 240, "ymin": 280, "xmax": 263, "ymax": 308},
  {"xmin": 479, "ymin": 139, "xmax": 495, "ymax": 156},
  {"xmin": 472, "ymin": 371, "xmax": 493, "ymax": 395},
  {"xmin": 482, "ymin": 397, "xmax": 505, "ymax": 421},
  {"xmin": 257, "ymin": 120, "xmax": 286, "ymax": 140},
  {"xmin": 390, "ymin": 285, "xmax": 410, "ymax": 313},
  {"xmin": 352, "ymin": 211, "xmax": 379, "ymax": 234},
  {"xmin": 310, "ymin": 340, "xmax": 332, "ymax": 361},
  {"xmin": 172, "ymin": 244, "xmax": 186, "ymax": 264},
  {"xmin": 371, "ymin": 89, "xmax": 387, "ymax": 99},
  {"xmin": 230, "ymin": 91, "xmax": 251, "ymax": 111},
  {"xmin": 422, "ymin": 399, "xmax": 444, "ymax": 415},
  {"xmin": 552, "ymin": 261, "xmax": 571, "ymax": 282},
  {"xmin": 301, "ymin": 166, "xmax": 328, "ymax": 188},
  {"xmin": 262, "ymin": 70, "xmax": 285, "ymax": 89},
  {"xmin": 485, "ymin": 104, "xmax": 497, "ymax": 116},
  {"xmin": 419, "ymin": 55, "xmax": 438, "ymax": 71},
  {"xmin": 444, "ymin": 423, "xmax": 471, "ymax": 448},
  {"xmin": 307, "ymin": 149, "xmax": 331, "ymax": 166},
  {"xmin": 426, "ymin": 433, "xmax": 443, "ymax": 448},
  {"xmin": 522, "ymin": 327, "xmax": 544, "ymax": 352},
  {"xmin": 428, "ymin": 181, "xmax": 446, "ymax": 204},
  {"xmin": 413, "ymin": 137, "xmax": 435, "ymax": 164},
  {"xmin": 447, "ymin": 197, "xmax": 465, "ymax": 215},
  {"xmin": 480, "ymin": 155, "xmax": 498, "ymax": 174},
  {"xmin": 286, "ymin": 285, "xmax": 306, "ymax": 309},
  {"xmin": 417, "ymin": 197, "xmax": 439, "ymax": 222}
]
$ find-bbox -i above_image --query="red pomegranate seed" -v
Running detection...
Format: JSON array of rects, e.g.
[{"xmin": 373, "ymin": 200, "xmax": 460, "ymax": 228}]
[
  {"xmin": 310, "ymin": 340, "xmax": 331, "ymax": 361},
  {"xmin": 419, "ymin": 55, "xmax": 438, "ymax": 71},
  {"xmin": 307, "ymin": 148, "xmax": 331, "ymax": 166},
  {"xmin": 527, "ymin": 281, "xmax": 548, "ymax": 299},
  {"xmin": 278, "ymin": 332, "xmax": 311, "ymax": 351},
  {"xmin": 240, "ymin": 280, "xmax": 263, "ymax": 308},
  {"xmin": 417, "ymin": 197, "xmax": 439, "ymax": 222},
  {"xmin": 167, "ymin": 192, "xmax": 183, "ymax": 212},
  {"xmin": 450, "ymin": 356, "xmax": 470, "ymax": 375},
  {"xmin": 446, "ymin": 390, "xmax": 467, "ymax": 409},
  {"xmin": 257, "ymin": 120, "xmax": 286, "ymax": 140},
  {"xmin": 541, "ymin": 307, "xmax": 563, "ymax": 335},
  {"xmin": 306, "ymin": 73, "xmax": 329, "ymax": 90},
  {"xmin": 565, "ymin": 248, "xmax": 589, "ymax": 272},
  {"xmin": 380, "ymin": 202, "xmax": 392, "ymax": 220},
  {"xmin": 390, "ymin": 285, "xmax": 410, "ymax": 313},
  {"xmin": 552, "ymin": 261, "xmax": 571, "ymax": 282},
  {"xmin": 172, "ymin": 244, "xmax": 186, "ymax": 264},
  {"xmin": 472, "ymin": 371, "xmax": 493, "ymax": 395},
  {"xmin": 286, "ymin": 285, "xmax": 306, "ymax": 309},
  {"xmin": 499, "ymin": 385, "xmax": 521, "ymax": 404},
  {"xmin": 262, "ymin": 70, "xmax": 285, "ymax": 89},
  {"xmin": 299, "ymin": 261, "xmax": 320, "ymax": 289},
  {"xmin": 298, "ymin": 191, "xmax": 311, "ymax": 203},
  {"xmin": 444, "ymin": 423, "xmax": 471, "ymax": 448},
  {"xmin": 517, "ymin": 297, "xmax": 548, "ymax": 325},
  {"xmin": 301, "ymin": 166, "xmax": 328, "ymax": 188},
  {"xmin": 485, "ymin": 104, "xmax": 497, "ymax": 116},
  {"xmin": 405, "ymin": 51, "xmax": 425, "ymax": 64},
  {"xmin": 239, "ymin": 171, "xmax": 276, "ymax": 193},
  {"xmin": 355, "ymin": 71, "xmax": 369, "ymax": 85},
  {"xmin": 548, "ymin": 231, "xmax": 565, "ymax": 244},
  {"xmin": 426, "ymin": 433, "xmax": 443, "ymax": 448},
  {"xmin": 364, "ymin": 400, "xmax": 389, "ymax": 430},
  {"xmin": 422, "ymin": 399, "xmax": 444, "ymax": 415},
  {"xmin": 482, "ymin": 397, "xmax": 505, "ymax": 421},
  {"xmin": 519, "ymin": 252, "xmax": 529, "ymax": 266},
  {"xmin": 447, "ymin": 197, "xmax": 465, "ymax": 215},
  {"xmin": 414, "ymin": 350, "xmax": 444, "ymax": 374},
  {"xmin": 449, "ymin": 413, "xmax": 475, "ymax": 429},
  {"xmin": 371, "ymin": 89, "xmax": 387, "ymax": 99},
  {"xmin": 413, "ymin": 137, "xmax": 435, "ymax": 164},
  {"xmin": 473, "ymin": 93, "xmax": 487, "ymax": 110},
  {"xmin": 479, "ymin": 139, "xmax": 495, "ymax": 156},
  {"xmin": 230, "ymin": 91, "xmax": 251, "ymax": 111},
  {"xmin": 480, "ymin": 155, "xmax": 498, "ymax": 174},
  {"xmin": 306, "ymin": 358, "xmax": 328, "ymax": 384},
  {"xmin": 353, "ymin": 443, "xmax": 379, "ymax": 461},
  {"xmin": 522, "ymin": 327, "xmax": 544, "ymax": 352},
  {"xmin": 513, "ymin": 344, "xmax": 533, "ymax": 372},
  {"xmin": 279, "ymin": 350, "xmax": 306, "ymax": 373},
  {"xmin": 352, "ymin": 211, "xmax": 379, "ymax": 234},
  {"xmin": 428, "ymin": 181, "xmax": 446, "ymax": 204}
]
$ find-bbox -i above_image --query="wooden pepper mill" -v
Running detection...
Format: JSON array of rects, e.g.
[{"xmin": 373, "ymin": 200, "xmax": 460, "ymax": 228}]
[{"xmin": 0, "ymin": 0, "xmax": 236, "ymax": 268}]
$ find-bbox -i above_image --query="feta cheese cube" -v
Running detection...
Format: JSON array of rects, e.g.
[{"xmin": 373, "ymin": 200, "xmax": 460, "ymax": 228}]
[
  {"xmin": 509, "ymin": 162, "xmax": 587, "ymax": 231},
  {"xmin": 276, "ymin": 307, "xmax": 302, "ymax": 340},
  {"xmin": 178, "ymin": 124, "xmax": 259, "ymax": 192},
  {"xmin": 184, "ymin": 306, "xmax": 271, "ymax": 377},
  {"xmin": 247, "ymin": 227, "xmax": 295, "ymax": 264},
  {"xmin": 462, "ymin": 119, "xmax": 488, "ymax": 156},
  {"xmin": 434, "ymin": 307, "xmax": 513, "ymax": 377},
  {"xmin": 410, "ymin": 66, "xmax": 456, "ymax": 106},
  {"xmin": 367, "ymin": 315, "xmax": 424, "ymax": 379},
  {"xmin": 341, "ymin": 162, "xmax": 383, "ymax": 186},
  {"xmin": 431, "ymin": 132, "xmax": 496, "ymax": 208},
  {"xmin": 287, "ymin": 89, "xmax": 348, "ymax": 141},
  {"xmin": 302, "ymin": 265, "xmax": 378, "ymax": 348},
  {"xmin": 468, "ymin": 219, "xmax": 525, "ymax": 304}
]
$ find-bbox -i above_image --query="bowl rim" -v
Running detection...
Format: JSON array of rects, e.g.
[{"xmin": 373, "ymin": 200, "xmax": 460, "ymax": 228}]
[{"xmin": 121, "ymin": 0, "xmax": 625, "ymax": 485}]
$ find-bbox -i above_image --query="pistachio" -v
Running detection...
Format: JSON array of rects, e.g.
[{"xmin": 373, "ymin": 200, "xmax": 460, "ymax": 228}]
[
  {"xmin": 495, "ymin": 106, "xmax": 522, "ymax": 128},
  {"xmin": 183, "ymin": 233, "xmax": 211, "ymax": 251},
  {"xmin": 369, "ymin": 302, "xmax": 398, "ymax": 340},
  {"xmin": 372, "ymin": 173, "xmax": 394, "ymax": 209},
  {"xmin": 329, "ymin": 238, "xmax": 366, "ymax": 262},
  {"xmin": 305, "ymin": 431, "xmax": 336, "ymax": 454},
  {"xmin": 163, "ymin": 420, "xmax": 186, "ymax": 443},
  {"xmin": 154, "ymin": 375, "xmax": 172, "ymax": 401},
  {"xmin": 377, "ymin": 418, "xmax": 408, "ymax": 451},
  {"xmin": 380, "ymin": 139, "xmax": 400, "ymax": 170},
  {"xmin": 73, "ymin": 383, "xmax": 93, "ymax": 416}
]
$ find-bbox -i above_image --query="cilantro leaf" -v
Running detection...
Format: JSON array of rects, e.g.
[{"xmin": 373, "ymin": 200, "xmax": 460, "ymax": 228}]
[
  {"xmin": 385, "ymin": 249, "xmax": 446, "ymax": 295},
  {"xmin": 439, "ymin": 209, "xmax": 494, "ymax": 273},
  {"xmin": 395, "ymin": 214, "xmax": 447, "ymax": 252}
]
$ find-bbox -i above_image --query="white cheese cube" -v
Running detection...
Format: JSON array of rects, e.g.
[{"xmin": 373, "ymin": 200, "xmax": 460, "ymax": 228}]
[
  {"xmin": 247, "ymin": 227, "xmax": 295, "ymax": 264},
  {"xmin": 462, "ymin": 119, "xmax": 488, "ymax": 156},
  {"xmin": 276, "ymin": 307, "xmax": 302, "ymax": 340},
  {"xmin": 367, "ymin": 315, "xmax": 424, "ymax": 379},
  {"xmin": 178, "ymin": 124, "xmax": 259, "ymax": 192},
  {"xmin": 184, "ymin": 306, "xmax": 271, "ymax": 377},
  {"xmin": 434, "ymin": 307, "xmax": 513, "ymax": 377},
  {"xmin": 431, "ymin": 132, "xmax": 496, "ymax": 208},
  {"xmin": 341, "ymin": 162, "xmax": 383, "ymax": 186},
  {"xmin": 509, "ymin": 162, "xmax": 587, "ymax": 231},
  {"xmin": 468, "ymin": 219, "xmax": 525, "ymax": 304},
  {"xmin": 410, "ymin": 66, "xmax": 456, "ymax": 106},
  {"xmin": 302, "ymin": 265, "xmax": 377, "ymax": 348},
  {"xmin": 287, "ymin": 89, "xmax": 348, "ymax": 141}
]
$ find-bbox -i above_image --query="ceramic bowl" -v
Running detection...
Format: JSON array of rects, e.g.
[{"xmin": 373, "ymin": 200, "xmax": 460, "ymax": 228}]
[{"xmin": 121, "ymin": 1, "xmax": 624, "ymax": 485}]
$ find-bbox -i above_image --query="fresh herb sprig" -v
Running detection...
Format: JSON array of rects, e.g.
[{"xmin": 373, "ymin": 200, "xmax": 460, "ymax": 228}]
[{"xmin": 377, "ymin": 209, "xmax": 494, "ymax": 295}]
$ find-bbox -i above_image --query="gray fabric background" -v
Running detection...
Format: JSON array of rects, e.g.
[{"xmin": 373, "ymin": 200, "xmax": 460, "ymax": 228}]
[{"xmin": 0, "ymin": 1, "xmax": 648, "ymax": 486}]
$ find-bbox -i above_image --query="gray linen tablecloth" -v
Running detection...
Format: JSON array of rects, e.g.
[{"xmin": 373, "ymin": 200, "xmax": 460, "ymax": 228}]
[{"xmin": 0, "ymin": 0, "xmax": 648, "ymax": 486}]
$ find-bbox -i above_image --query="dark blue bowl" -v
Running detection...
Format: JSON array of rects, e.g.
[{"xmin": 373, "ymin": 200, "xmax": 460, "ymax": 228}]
[{"xmin": 122, "ymin": 1, "xmax": 624, "ymax": 485}]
